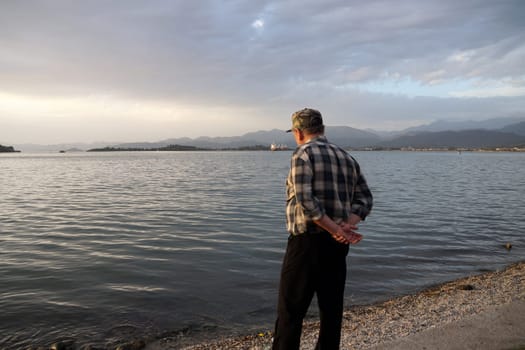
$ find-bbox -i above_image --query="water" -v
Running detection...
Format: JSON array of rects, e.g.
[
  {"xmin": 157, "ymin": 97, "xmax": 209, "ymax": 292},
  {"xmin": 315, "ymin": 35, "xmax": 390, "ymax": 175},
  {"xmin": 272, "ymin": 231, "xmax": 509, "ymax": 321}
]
[{"xmin": 1, "ymin": 151, "xmax": 524, "ymax": 348}]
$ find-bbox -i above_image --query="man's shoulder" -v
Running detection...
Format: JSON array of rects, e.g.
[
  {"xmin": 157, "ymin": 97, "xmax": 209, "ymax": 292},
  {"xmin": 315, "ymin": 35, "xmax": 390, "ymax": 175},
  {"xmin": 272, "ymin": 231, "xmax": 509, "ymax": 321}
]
[{"xmin": 294, "ymin": 139, "xmax": 322, "ymax": 155}]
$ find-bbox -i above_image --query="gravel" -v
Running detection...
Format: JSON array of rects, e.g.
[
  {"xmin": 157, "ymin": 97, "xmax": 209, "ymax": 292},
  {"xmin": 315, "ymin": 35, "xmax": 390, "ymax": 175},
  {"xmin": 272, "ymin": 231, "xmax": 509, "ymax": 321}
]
[{"xmin": 147, "ymin": 261, "xmax": 524, "ymax": 350}]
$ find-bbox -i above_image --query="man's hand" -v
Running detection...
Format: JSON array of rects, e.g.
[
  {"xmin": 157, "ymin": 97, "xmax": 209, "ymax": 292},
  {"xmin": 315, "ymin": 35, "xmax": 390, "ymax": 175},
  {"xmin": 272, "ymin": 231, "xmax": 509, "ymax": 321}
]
[
  {"xmin": 313, "ymin": 214, "xmax": 363, "ymax": 245},
  {"xmin": 333, "ymin": 223, "xmax": 363, "ymax": 245}
]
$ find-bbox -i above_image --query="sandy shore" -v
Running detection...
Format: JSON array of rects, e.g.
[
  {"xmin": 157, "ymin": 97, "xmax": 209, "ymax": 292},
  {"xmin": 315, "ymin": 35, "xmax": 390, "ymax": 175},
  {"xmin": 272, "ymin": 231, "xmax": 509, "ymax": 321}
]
[{"xmin": 146, "ymin": 261, "xmax": 524, "ymax": 350}]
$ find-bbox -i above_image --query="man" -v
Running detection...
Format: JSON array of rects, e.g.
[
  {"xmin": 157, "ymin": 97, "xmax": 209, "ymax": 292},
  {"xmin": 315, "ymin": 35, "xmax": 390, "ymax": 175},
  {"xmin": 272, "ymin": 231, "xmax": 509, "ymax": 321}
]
[{"xmin": 273, "ymin": 108, "xmax": 373, "ymax": 350}]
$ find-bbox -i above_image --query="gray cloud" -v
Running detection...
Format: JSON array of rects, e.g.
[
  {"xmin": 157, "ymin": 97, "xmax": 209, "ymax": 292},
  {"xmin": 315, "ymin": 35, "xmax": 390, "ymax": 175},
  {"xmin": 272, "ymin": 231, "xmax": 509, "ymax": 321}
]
[{"xmin": 1, "ymin": 0, "xmax": 524, "ymax": 142}]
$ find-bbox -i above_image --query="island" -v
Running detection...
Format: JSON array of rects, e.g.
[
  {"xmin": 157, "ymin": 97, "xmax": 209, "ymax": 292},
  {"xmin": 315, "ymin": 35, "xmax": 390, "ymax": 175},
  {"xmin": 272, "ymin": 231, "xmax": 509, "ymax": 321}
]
[
  {"xmin": 87, "ymin": 144, "xmax": 207, "ymax": 152},
  {"xmin": 87, "ymin": 144, "xmax": 271, "ymax": 152},
  {"xmin": 0, "ymin": 144, "xmax": 20, "ymax": 153}
]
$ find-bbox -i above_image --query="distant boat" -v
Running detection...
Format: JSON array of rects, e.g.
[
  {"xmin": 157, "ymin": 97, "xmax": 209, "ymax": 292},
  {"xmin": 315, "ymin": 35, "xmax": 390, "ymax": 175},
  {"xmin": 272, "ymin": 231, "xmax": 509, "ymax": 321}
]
[{"xmin": 271, "ymin": 143, "xmax": 289, "ymax": 151}]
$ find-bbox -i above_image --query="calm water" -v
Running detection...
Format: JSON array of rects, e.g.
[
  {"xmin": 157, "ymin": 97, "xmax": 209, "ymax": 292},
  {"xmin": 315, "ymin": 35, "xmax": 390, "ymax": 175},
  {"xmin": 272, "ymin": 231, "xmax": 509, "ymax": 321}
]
[{"xmin": 1, "ymin": 151, "xmax": 524, "ymax": 348}]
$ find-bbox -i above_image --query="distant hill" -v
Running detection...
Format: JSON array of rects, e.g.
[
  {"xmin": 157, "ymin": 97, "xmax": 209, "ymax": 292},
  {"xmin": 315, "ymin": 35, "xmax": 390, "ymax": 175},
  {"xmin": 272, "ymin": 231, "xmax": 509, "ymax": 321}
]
[
  {"xmin": 13, "ymin": 142, "xmax": 112, "ymax": 153},
  {"xmin": 325, "ymin": 126, "xmax": 382, "ymax": 147},
  {"xmin": 115, "ymin": 126, "xmax": 381, "ymax": 149},
  {"xmin": 377, "ymin": 130, "xmax": 525, "ymax": 149},
  {"xmin": 11, "ymin": 116, "xmax": 525, "ymax": 152},
  {"xmin": 402, "ymin": 116, "xmax": 525, "ymax": 133},
  {"xmin": 500, "ymin": 121, "xmax": 525, "ymax": 136}
]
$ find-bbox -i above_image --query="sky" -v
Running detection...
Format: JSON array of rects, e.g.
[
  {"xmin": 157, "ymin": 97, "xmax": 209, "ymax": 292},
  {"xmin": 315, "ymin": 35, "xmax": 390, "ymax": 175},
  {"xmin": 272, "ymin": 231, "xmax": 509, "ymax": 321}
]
[{"xmin": 1, "ymin": 0, "xmax": 525, "ymax": 144}]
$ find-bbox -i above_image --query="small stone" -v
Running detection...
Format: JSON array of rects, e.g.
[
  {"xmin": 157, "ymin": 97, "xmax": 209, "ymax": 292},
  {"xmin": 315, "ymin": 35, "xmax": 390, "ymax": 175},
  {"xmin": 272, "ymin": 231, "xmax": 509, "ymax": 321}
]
[
  {"xmin": 80, "ymin": 345, "xmax": 105, "ymax": 350},
  {"xmin": 50, "ymin": 340, "xmax": 75, "ymax": 350},
  {"xmin": 458, "ymin": 284, "xmax": 475, "ymax": 291},
  {"xmin": 115, "ymin": 340, "xmax": 146, "ymax": 350}
]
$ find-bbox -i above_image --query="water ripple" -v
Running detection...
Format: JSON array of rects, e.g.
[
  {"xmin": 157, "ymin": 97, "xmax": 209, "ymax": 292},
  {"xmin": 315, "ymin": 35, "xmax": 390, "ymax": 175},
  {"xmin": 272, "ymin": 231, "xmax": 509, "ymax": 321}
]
[{"xmin": 1, "ymin": 151, "xmax": 524, "ymax": 348}]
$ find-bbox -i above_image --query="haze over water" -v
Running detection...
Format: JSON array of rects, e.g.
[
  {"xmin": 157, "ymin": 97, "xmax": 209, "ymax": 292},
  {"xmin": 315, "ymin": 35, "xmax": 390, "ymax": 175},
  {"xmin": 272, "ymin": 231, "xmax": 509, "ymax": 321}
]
[{"xmin": 1, "ymin": 151, "xmax": 524, "ymax": 348}]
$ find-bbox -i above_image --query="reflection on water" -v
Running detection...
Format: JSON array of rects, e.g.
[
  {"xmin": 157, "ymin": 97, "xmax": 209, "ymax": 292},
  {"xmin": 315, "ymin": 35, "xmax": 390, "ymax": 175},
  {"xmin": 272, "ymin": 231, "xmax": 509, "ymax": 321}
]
[{"xmin": 1, "ymin": 151, "xmax": 524, "ymax": 348}]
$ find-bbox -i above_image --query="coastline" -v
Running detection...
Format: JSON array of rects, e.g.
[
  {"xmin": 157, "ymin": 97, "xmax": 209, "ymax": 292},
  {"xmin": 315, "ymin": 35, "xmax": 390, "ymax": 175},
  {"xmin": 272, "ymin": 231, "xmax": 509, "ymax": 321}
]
[{"xmin": 146, "ymin": 261, "xmax": 524, "ymax": 350}]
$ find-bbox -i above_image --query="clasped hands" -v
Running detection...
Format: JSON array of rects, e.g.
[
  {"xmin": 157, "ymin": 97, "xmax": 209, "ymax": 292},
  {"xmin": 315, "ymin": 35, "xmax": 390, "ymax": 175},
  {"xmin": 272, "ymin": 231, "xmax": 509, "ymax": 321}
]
[{"xmin": 332, "ymin": 222, "xmax": 363, "ymax": 245}]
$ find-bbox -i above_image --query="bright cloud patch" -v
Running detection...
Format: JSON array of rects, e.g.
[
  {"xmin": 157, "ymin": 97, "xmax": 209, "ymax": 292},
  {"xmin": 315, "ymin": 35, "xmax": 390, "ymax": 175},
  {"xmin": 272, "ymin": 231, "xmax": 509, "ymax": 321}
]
[
  {"xmin": 252, "ymin": 19, "xmax": 264, "ymax": 29},
  {"xmin": 447, "ymin": 50, "xmax": 476, "ymax": 63}
]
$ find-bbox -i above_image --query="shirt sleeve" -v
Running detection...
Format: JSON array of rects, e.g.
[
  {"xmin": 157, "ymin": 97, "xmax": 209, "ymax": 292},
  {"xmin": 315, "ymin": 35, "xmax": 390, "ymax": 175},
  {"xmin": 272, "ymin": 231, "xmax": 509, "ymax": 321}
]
[
  {"xmin": 291, "ymin": 150, "xmax": 325, "ymax": 221},
  {"xmin": 351, "ymin": 160, "xmax": 373, "ymax": 220}
]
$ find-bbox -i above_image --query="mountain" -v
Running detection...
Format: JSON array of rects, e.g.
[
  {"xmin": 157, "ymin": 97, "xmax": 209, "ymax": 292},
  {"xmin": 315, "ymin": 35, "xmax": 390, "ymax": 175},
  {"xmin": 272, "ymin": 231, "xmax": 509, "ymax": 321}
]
[
  {"xmin": 377, "ymin": 130, "xmax": 525, "ymax": 149},
  {"xmin": 13, "ymin": 142, "xmax": 113, "ymax": 153},
  {"xmin": 115, "ymin": 126, "xmax": 381, "ymax": 149},
  {"xmin": 401, "ymin": 116, "xmax": 525, "ymax": 134},
  {"xmin": 11, "ymin": 126, "xmax": 379, "ymax": 152},
  {"xmin": 11, "ymin": 117, "xmax": 525, "ymax": 152},
  {"xmin": 500, "ymin": 121, "xmax": 525, "ymax": 136},
  {"xmin": 325, "ymin": 126, "xmax": 382, "ymax": 147}
]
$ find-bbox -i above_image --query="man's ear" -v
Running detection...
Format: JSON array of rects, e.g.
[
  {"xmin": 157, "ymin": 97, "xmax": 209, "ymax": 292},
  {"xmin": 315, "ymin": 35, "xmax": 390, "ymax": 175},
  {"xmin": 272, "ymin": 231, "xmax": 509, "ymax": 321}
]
[{"xmin": 297, "ymin": 129, "xmax": 305, "ymax": 142}]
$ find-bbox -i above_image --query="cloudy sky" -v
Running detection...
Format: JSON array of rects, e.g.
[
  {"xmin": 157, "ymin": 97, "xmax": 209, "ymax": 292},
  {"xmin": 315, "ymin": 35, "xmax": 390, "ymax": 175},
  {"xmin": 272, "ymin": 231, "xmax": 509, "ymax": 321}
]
[{"xmin": 1, "ymin": 0, "xmax": 524, "ymax": 144}]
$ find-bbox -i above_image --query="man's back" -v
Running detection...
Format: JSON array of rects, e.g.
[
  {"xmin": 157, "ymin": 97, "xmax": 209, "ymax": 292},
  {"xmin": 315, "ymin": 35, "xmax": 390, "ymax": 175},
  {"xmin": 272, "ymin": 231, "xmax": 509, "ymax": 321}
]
[{"xmin": 286, "ymin": 135, "xmax": 372, "ymax": 235}]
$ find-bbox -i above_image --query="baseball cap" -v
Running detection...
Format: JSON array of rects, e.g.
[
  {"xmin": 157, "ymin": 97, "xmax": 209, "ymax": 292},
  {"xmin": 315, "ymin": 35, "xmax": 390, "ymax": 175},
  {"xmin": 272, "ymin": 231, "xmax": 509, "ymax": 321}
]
[{"xmin": 286, "ymin": 108, "xmax": 324, "ymax": 132}]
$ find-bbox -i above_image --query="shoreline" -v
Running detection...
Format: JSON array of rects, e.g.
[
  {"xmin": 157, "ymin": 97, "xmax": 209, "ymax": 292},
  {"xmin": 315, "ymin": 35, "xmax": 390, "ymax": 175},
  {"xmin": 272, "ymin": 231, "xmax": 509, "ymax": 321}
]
[{"xmin": 146, "ymin": 261, "xmax": 524, "ymax": 350}]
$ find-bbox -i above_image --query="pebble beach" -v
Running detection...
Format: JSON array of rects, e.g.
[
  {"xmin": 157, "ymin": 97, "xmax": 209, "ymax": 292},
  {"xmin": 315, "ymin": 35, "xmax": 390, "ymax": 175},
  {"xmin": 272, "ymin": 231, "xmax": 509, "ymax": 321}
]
[{"xmin": 147, "ymin": 261, "xmax": 524, "ymax": 350}]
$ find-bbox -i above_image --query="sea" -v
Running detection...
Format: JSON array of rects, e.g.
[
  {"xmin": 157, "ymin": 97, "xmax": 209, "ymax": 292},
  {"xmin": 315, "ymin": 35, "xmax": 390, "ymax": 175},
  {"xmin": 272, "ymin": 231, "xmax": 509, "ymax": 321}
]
[{"xmin": 1, "ymin": 150, "xmax": 524, "ymax": 349}]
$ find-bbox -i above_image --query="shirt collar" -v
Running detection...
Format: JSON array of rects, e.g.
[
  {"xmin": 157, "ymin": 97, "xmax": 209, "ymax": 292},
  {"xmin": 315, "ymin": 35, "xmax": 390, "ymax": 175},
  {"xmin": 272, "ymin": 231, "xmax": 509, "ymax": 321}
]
[{"xmin": 305, "ymin": 135, "xmax": 327, "ymax": 144}]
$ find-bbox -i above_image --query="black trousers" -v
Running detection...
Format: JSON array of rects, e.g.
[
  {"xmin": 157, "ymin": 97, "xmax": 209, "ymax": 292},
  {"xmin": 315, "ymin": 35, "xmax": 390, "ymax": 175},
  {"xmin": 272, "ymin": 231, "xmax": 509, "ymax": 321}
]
[{"xmin": 273, "ymin": 232, "xmax": 349, "ymax": 350}]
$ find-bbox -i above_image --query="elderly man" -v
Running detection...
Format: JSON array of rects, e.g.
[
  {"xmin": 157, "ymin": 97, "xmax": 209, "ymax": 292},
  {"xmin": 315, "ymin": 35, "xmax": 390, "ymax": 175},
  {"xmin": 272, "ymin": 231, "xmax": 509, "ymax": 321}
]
[{"xmin": 273, "ymin": 108, "xmax": 373, "ymax": 350}]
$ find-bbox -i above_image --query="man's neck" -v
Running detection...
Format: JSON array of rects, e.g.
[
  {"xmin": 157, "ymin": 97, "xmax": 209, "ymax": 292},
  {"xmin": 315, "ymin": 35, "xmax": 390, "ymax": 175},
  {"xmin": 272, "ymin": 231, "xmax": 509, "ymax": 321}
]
[{"xmin": 304, "ymin": 133, "xmax": 324, "ymax": 143}]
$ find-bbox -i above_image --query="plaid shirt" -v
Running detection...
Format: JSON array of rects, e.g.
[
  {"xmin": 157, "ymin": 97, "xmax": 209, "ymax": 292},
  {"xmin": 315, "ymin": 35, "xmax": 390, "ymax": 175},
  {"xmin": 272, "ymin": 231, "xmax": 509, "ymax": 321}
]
[{"xmin": 286, "ymin": 135, "xmax": 373, "ymax": 235}]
